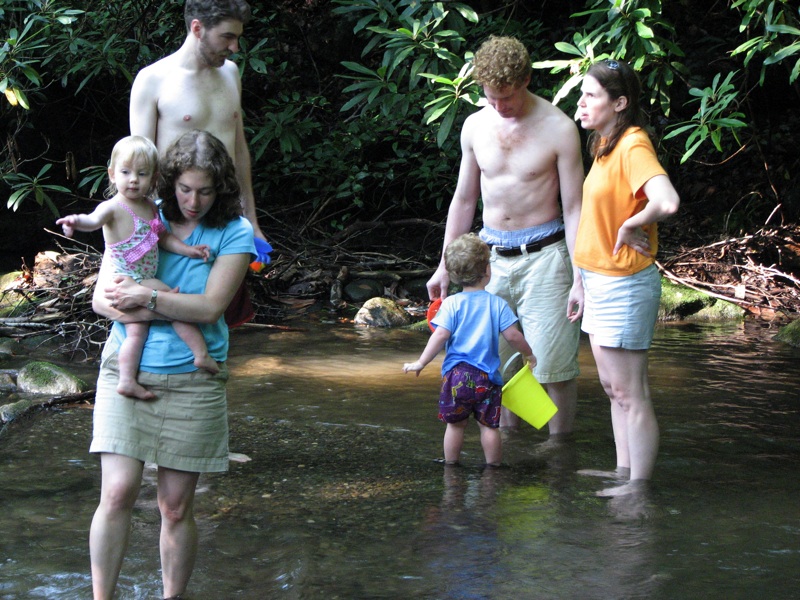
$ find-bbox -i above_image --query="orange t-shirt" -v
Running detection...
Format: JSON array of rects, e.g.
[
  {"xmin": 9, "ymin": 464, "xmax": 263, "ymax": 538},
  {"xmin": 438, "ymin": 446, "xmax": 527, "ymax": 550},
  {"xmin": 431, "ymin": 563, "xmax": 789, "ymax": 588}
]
[{"xmin": 573, "ymin": 127, "xmax": 667, "ymax": 276}]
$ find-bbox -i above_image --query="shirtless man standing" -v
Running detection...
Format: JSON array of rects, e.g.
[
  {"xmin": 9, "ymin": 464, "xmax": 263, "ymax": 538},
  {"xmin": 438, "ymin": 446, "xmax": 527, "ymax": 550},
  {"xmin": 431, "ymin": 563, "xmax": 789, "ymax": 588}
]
[
  {"xmin": 129, "ymin": 0, "xmax": 266, "ymax": 241},
  {"xmin": 426, "ymin": 36, "xmax": 584, "ymax": 437}
]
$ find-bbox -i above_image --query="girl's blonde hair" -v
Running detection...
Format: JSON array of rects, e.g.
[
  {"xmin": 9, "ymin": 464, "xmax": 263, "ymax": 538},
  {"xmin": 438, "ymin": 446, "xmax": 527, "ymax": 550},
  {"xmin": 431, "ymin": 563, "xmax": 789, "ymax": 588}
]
[
  {"xmin": 445, "ymin": 233, "xmax": 490, "ymax": 286},
  {"xmin": 106, "ymin": 135, "xmax": 159, "ymax": 198}
]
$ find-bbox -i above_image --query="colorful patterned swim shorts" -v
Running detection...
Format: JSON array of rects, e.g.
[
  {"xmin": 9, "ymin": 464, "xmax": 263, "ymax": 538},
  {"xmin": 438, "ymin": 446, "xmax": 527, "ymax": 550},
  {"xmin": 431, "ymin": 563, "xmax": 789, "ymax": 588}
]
[{"xmin": 438, "ymin": 362, "xmax": 502, "ymax": 428}]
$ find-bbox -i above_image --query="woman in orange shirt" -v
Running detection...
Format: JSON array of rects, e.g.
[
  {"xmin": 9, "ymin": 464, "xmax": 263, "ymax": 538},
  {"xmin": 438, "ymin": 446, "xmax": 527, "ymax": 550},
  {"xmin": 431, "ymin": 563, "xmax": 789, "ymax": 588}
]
[{"xmin": 574, "ymin": 60, "xmax": 680, "ymax": 497}]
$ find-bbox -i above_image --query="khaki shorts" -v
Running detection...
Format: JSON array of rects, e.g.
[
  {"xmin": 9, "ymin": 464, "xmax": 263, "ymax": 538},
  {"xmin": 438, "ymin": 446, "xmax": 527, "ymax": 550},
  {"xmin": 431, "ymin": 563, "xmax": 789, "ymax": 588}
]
[
  {"xmin": 486, "ymin": 239, "xmax": 580, "ymax": 384},
  {"xmin": 90, "ymin": 353, "xmax": 230, "ymax": 473}
]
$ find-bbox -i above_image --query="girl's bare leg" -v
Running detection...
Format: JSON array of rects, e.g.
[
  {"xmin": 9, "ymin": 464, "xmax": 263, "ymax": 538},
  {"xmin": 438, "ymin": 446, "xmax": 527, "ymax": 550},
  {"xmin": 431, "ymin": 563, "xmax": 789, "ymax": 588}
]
[
  {"xmin": 116, "ymin": 322, "xmax": 155, "ymax": 400},
  {"xmin": 138, "ymin": 278, "xmax": 218, "ymax": 374},
  {"xmin": 172, "ymin": 321, "xmax": 219, "ymax": 374}
]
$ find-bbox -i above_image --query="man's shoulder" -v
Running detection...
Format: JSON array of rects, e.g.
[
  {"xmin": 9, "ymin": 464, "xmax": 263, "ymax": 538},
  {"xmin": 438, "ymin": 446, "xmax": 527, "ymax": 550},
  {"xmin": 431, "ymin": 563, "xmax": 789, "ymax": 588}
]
[
  {"xmin": 220, "ymin": 58, "xmax": 241, "ymax": 76},
  {"xmin": 133, "ymin": 53, "xmax": 179, "ymax": 85},
  {"xmin": 461, "ymin": 106, "xmax": 493, "ymax": 136},
  {"xmin": 527, "ymin": 97, "xmax": 580, "ymax": 152},
  {"xmin": 141, "ymin": 50, "xmax": 180, "ymax": 71},
  {"xmin": 532, "ymin": 96, "xmax": 575, "ymax": 125}
]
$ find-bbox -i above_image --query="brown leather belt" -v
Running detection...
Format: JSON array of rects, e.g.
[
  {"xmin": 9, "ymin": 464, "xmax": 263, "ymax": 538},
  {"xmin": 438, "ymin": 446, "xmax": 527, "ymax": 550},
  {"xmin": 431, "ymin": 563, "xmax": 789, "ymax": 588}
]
[{"xmin": 489, "ymin": 230, "xmax": 565, "ymax": 257}]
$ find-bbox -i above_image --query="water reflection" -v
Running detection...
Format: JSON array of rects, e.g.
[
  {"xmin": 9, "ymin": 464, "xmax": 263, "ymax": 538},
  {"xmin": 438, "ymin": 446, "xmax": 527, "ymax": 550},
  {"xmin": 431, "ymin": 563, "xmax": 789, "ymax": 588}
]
[{"xmin": 0, "ymin": 320, "xmax": 798, "ymax": 598}]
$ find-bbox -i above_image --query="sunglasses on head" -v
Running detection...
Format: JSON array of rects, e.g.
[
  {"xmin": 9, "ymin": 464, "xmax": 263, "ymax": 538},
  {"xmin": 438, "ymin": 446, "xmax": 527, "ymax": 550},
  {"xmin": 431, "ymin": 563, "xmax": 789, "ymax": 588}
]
[{"xmin": 605, "ymin": 59, "xmax": 620, "ymax": 70}]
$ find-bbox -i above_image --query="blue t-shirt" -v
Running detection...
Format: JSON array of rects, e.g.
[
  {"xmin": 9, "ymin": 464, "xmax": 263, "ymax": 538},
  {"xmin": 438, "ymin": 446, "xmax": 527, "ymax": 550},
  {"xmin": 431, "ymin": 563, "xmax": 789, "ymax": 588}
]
[
  {"xmin": 103, "ymin": 215, "xmax": 255, "ymax": 374},
  {"xmin": 431, "ymin": 290, "xmax": 519, "ymax": 385}
]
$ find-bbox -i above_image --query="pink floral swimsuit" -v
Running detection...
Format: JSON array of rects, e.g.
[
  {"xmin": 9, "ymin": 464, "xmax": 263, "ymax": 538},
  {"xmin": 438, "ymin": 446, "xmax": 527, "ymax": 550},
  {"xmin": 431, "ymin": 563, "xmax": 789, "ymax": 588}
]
[{"xmin": 106, "ymin": 200, "xmax": 166, "ymax": 282}]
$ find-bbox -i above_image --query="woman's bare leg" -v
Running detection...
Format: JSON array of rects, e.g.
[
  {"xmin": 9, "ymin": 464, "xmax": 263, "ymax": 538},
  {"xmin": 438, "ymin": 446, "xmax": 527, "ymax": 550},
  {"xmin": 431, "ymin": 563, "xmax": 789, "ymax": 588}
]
[
  {"xmin": 590, "ymin": 337, "xmax": 659, "ymax": 493},
  {"xmin": 90, "ymin": 453, "xmax": 144, "ymax": 600},
  {"xmin": 157, "ymin": 467, "xmax": 201, "ymax": 599}
]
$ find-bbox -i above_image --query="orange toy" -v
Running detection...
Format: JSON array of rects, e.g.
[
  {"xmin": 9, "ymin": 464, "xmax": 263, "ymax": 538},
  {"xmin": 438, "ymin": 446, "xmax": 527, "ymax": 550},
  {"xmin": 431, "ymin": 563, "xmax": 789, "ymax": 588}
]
[
  {"xmin": 249, "ymin": 261, "xmax": 266, "ymax": 273},
  {"xmin": 426, "ymin": 297, "xmax": 442, "ymax": 332}
]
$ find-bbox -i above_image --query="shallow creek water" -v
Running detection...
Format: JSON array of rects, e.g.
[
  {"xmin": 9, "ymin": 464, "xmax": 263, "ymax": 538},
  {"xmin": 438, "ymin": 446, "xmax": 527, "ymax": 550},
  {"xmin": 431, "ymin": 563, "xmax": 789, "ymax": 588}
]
[{"xmin": 1, "ymin": 318, "xmax": 798, "ymax": 599}]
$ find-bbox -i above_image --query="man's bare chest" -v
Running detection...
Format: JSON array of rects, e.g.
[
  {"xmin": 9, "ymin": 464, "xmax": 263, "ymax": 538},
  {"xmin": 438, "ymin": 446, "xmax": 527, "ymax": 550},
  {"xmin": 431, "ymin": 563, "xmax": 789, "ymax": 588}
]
[
  {"xmin": 156, "ymin": 74, "xmax": 240, "ymax": 132},
  {"xmin": 474, "ymin": 126, "xmax": 555, "ymax": 179}
]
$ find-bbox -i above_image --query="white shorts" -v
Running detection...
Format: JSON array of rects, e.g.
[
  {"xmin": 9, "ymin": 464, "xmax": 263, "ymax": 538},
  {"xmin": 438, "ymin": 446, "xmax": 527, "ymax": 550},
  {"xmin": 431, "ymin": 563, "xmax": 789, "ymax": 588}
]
[{"xmin": 580, "ymin": 264, "xmax": 661, "ymax": 350}]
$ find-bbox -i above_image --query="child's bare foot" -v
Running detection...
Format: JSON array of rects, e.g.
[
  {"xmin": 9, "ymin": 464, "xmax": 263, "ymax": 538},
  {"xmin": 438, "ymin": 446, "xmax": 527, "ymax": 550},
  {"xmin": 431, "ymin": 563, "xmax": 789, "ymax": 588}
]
[
  {"xmin": 117, "ymin": 380, "xmax": 156, "ymax": 401},
  {"xmin": 195, "ymin": 353, "xmax": 220, "ymax": 374}
]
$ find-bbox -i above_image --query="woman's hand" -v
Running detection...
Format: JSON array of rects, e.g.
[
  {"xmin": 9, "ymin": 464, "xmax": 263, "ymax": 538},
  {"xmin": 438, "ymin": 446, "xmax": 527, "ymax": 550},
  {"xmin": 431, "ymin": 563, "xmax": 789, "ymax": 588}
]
[
  {"xmin": 92, "ymin": 262, "xmax": 150, "ymax": 322},
  {"xmin": 614, "ymin": 224, "xmax": 652, "ymax": 257},
  {"xmin": 614, "ymin": 174, "xmax": 680, "ymax": 258},
  {"xmin": 104, "ymin": 275, "xmax": 149, "ymax": 310},
  {"xmin": 566, "ymin": 277, "xmax": 584, "ymax": 322}
]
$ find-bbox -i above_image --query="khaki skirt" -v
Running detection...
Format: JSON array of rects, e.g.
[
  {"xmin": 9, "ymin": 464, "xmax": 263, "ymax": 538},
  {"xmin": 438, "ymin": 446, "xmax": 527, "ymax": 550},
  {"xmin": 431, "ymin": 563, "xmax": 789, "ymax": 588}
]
[{"xmin": 90, "ymin": 353, "xmax": 230, "ymax": 473}]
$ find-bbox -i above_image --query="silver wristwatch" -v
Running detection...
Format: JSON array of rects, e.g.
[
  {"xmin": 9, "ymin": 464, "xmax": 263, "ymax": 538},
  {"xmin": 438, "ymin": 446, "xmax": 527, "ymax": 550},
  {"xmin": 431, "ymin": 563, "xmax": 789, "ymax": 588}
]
[{"xmin": 146, "ymin": 289, "xmax": 158, "ymax": 311}]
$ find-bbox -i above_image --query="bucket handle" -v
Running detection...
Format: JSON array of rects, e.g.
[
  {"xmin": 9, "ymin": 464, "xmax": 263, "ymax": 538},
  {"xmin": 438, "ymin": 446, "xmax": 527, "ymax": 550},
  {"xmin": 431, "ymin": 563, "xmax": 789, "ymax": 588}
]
[{"xmin": 501, "ymin": 352, "xmax": 527, "ymax": 379}]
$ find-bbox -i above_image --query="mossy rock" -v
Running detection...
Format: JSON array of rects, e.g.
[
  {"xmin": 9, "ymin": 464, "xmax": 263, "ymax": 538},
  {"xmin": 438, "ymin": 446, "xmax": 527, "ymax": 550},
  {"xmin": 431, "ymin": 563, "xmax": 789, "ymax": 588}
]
[
  {"xmin": 407, "ymin": 318, "xmax": 431, "ymax": 332},
  {"xmin": 774, "ymin": 319, "xmax": 800, "ymax": 347},
  {"xmin": 686, "ymin": 299, "xmax": 746, "ymax": 321},
  {"xmin": 17, "ymin": 361, "xmax": 89, "ymax": 395},
  {"xmin": 659, "ymin": 279, "xmax": 714, "ymax": 319},
  {"xmin": 0, "ymin": 271, "xmax": 22, "ymax": 289},
  {"xmin": 0, "ymin": 398, "xmax": 33, "ymax": 423},
  {"xmin": 0, "ymin": 271, "xmax": 28, "ymax": 318},
  {"xmin": 659, "ymin": 278, "xmax": 743, "ymax": 321}
]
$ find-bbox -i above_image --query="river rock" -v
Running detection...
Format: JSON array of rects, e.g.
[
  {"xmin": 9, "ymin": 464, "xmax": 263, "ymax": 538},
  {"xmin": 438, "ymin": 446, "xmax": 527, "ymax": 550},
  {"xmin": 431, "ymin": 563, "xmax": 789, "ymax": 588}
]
[
  {"xmin": 0, "ymin": 349, "xmax": 13, "ymax": 364},
  {"xmin": 0, "ymin": 398, "xmax": 32, "ymax": 424},
  {"xmin": 403, "ymin": 277, "xmax": 430, "ymax": 300},
  {"xmin": 16, "ymin": 361, "xmax": 89, "ymax": 395},
  {"xmin": 354, "ymin": 297, "xmax": 411, "ymax": 327},
  {"xmin": 0, "ymin": 371, "xmax": 15, "ymax": 393},
  {"xmin": 345, "ymin": 279, "xmax": 383, "ymax": 303}
]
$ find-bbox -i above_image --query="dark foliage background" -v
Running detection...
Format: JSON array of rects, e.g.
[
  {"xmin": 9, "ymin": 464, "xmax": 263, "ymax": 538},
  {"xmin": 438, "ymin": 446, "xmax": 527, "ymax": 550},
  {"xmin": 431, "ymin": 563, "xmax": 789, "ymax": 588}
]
[{"xmin": 2, "ymin": 0, "xmax": 799, "ymax": 288}]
